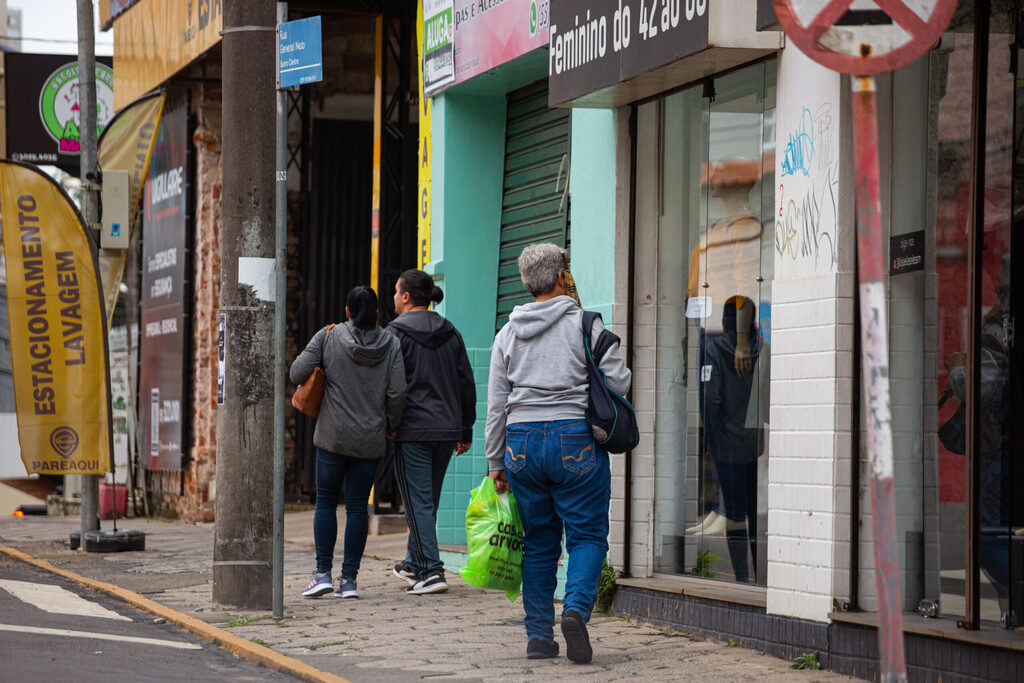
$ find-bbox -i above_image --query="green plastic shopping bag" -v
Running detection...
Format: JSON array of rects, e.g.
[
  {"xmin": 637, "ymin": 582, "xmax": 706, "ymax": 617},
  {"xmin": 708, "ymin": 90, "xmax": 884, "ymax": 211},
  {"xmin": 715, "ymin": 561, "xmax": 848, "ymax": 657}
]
[{"xmin": 459, "ymin": 475, "xmax": 523, "ymax": 601}]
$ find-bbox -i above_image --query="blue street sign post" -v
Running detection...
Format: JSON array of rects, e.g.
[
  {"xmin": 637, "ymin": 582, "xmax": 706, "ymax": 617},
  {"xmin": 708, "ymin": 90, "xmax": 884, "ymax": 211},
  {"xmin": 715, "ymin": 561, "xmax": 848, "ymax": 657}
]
[
  {"xmin": 277, "ymin": 15, "xmax": 323, "ymax": 88},
  {"xmin": 272, "ymin": 6, "xmax": 323, "ymax": 621}
]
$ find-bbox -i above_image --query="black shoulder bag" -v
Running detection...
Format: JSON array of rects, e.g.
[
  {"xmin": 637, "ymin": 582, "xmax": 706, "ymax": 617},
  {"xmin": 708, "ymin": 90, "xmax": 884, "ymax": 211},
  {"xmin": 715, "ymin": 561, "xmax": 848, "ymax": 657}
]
[{"xmin": 582, "ymin": 311, "xmax": 640, "ymax": 454}]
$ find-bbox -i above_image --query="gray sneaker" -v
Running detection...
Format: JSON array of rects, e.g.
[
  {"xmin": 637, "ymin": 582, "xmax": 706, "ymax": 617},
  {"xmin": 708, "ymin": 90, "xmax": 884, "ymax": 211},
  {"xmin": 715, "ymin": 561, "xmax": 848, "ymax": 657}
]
[
  {"xmin": 335, "ymin": 577, "xmax": 358, "ymax": 598},
  {"xmin": 302, "ymin": 572, "xmax": 333, "ymax": 598}
]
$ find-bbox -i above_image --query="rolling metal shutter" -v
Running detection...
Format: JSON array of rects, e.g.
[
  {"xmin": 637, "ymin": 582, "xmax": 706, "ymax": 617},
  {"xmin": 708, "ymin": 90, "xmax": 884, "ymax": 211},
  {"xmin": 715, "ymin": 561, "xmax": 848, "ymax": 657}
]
[{"xmin": 495, "ymin": 79, "xmax": 570, "ymax": 332}]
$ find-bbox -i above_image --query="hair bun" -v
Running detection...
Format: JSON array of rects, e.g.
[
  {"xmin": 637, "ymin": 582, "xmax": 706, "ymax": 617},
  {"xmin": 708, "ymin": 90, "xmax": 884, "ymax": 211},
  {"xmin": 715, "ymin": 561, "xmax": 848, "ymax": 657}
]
[{"xmin": 430, "ymin": 286, "xmax": 444, "ymax": 304}]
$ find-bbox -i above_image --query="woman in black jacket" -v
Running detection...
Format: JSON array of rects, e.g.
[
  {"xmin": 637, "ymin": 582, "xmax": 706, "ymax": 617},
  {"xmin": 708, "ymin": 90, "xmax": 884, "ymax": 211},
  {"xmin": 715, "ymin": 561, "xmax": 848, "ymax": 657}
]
[{"xmin": 387, "ymin": 269, "xmax": 476, "ymax": 595}]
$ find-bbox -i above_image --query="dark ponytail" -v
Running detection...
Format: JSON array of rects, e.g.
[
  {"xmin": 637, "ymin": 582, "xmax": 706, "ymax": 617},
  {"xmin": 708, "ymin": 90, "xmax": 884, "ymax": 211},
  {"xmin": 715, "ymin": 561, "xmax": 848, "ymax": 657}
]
[
  {"xmin": 398, "ymin": 269, "xmax": 443, "ymax": 308},
  {"xmin": 346, "ymin": 286, "xmax": 378, "ymax": 330}
]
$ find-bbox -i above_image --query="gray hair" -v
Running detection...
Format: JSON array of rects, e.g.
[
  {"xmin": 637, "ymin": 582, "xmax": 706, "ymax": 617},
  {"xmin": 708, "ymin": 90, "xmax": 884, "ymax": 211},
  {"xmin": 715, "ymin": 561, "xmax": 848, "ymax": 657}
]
[{"xmin": 518, "ymin": 243, "xmax": 566, "ymax": 297}]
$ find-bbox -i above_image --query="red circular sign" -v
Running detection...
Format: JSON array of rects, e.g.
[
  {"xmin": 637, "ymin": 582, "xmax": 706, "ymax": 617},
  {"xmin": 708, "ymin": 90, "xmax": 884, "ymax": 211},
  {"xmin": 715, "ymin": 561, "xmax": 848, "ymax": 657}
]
[{"xmin": 772, "ymin": 0, "xmax": 959, "ymax": 75}]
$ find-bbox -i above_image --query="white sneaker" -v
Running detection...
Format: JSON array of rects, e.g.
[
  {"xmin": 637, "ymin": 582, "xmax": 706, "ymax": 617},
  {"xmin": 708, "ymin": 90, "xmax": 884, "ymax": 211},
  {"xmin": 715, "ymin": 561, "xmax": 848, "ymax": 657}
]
[
  {"xmin": 407, "ymin": 573, "xmax": 448, "ymax": 595},
  {"xmin": 685, "ymin": 511, "xmax": 721, "ymax": 535}
]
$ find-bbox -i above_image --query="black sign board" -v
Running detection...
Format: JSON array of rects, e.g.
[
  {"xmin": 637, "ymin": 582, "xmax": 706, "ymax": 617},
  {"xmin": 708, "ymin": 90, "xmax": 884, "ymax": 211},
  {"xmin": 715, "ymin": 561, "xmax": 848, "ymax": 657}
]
[
  {"xmin": 890, "ymin": 230, "xmax": 925, "ymax": 275},
  {"xmin": 5, "ymin": 53, "xmax": 114, "ymax": 173},
  {"xmin": 139, "ymin": 107, "xmax": 189, "ymax": 470},
  {"xmin": 548, "ymin": 0, "xmax": 709, "ymax": 106}
]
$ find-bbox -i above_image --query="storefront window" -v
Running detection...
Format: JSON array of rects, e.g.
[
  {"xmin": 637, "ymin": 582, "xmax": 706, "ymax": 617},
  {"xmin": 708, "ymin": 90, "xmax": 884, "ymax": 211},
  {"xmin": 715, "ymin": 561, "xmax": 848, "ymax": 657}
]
[
  {"xmin": 921, "ymin": 3, "xmax": 1017, "ymax": 626},
  {"xmin": 644, "ymin": 60, "xmax": 776, "ymax": 584}
]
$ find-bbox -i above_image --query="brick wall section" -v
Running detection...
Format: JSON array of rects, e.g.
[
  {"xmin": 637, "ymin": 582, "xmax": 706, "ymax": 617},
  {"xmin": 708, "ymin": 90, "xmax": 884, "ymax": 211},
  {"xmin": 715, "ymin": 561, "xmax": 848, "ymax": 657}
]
[
  {"xmin": 766, "ymin": 271, "xmax": 855, "ymax": 622},
  {"xmin": 151, "ymin": 85, "xmax": 221, "ymax": 522}
]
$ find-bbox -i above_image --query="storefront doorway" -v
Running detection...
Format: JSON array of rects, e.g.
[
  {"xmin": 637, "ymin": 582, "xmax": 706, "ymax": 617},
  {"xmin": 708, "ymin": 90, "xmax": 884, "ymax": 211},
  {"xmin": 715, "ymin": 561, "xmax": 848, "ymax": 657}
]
[{"xmin": 636, "ymin": 59, "xmax": 777, "ymax": 585}]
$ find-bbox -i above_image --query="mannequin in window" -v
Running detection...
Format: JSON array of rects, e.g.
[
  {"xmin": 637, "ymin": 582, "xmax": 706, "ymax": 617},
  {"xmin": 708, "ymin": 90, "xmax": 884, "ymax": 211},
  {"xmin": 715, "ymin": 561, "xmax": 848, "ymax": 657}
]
[{"xmin": 686, "ymin": 159, "xmax": 763, "ymax": 583}]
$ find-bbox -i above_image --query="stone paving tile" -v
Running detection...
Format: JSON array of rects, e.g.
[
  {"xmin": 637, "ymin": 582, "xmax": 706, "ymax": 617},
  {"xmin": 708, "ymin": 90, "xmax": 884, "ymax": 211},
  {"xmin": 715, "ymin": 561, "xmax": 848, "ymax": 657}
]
[{"xmin": 1, "ymin": 515, "xmax": 850, "ymax": 682}]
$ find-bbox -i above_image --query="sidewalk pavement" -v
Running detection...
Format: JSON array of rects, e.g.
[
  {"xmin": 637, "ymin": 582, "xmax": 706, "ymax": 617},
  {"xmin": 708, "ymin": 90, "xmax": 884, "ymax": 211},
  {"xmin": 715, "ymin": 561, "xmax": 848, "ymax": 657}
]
[{"xmin": 0, "ymin": 512, "xmax": 846, "ymax": 682}]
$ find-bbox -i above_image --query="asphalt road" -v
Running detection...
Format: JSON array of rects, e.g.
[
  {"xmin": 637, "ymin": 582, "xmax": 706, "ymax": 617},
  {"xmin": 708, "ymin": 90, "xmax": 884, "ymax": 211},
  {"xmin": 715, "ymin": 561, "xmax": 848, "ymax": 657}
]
[{"xmin": 0, "ymin": 555, "xmax": 296, "ymax": 682}]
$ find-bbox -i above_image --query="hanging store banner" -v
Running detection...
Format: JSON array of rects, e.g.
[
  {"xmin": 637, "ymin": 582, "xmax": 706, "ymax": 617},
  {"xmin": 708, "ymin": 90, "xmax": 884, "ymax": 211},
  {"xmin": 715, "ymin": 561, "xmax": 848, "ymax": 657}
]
[
  {"xmin": 0, "ymin": 161, "xmax": 112, "ymax": 475},
  {"xmin": 4, "ymin": 54, "xmax": 115, "ymax": 171},
  {"xmin": 100, "ymin": 0, "xmax": 140, "ymax": 30},
  {"xmin": 112, "ymin": 0, "xmax": 222, "ymax": 109},
  {"xmin": 138, "ymin": 107, "xmax": 188, "ymax": 471},
  {"xmin": 449, "ymin": 0, "xmax": 550, "ymax": 87},
  {"xmin": 417, "ymin": 0, "xmax": 432, "ymax": 267},
  {"xmin": 97, "ymin": 92, "xmax": 166, "ymax": 326},
  {"xmin": 547, "ymin": 0, "xmax": 710, "ymax": 106},
  {"xmin": 423, "ymin": 0, "xmax": 456, "ymax": 95}
]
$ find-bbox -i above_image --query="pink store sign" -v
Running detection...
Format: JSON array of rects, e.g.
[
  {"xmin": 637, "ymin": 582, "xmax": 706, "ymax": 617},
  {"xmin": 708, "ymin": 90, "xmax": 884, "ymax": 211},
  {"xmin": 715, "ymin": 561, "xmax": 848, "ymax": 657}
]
[{"xmin": 447, "ymin": 0, "xmax": 550, "ymax": 88}]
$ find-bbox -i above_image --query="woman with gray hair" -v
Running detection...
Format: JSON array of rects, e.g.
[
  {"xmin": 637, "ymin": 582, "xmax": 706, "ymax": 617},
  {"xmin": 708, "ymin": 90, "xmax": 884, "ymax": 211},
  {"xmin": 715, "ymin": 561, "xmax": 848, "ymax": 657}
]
[{"xmin": 485, "ymin": 243, "xmax": 631, "ymax": 664}]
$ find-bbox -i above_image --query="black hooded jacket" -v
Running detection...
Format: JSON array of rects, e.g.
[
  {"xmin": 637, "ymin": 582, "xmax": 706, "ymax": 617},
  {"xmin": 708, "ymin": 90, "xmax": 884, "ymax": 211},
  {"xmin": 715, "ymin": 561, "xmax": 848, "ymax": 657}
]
[{"xmin": 387, "ymin": 310, "xmax": 476, "ymax": 443}]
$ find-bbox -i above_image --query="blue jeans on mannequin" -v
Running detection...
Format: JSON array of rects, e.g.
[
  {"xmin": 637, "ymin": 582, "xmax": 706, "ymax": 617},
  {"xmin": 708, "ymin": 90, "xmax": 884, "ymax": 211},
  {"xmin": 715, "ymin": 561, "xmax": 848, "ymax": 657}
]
[
  {"xmin": 314, "ymin": 448, "xmax": 381, "ymax": 579},
  {"xmin": 504, "ymin": 419, "xmax": 610, "ymax": 644}
]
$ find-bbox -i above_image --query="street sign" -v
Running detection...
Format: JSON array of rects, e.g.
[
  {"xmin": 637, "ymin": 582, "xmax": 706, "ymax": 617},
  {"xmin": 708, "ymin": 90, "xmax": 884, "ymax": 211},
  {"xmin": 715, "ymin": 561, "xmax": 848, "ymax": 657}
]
[
  {"xmin": 277, "ymin": 16, "xmax": 323, "ymax": 88},
  {"xmin": 772, "ymin": 0, "xmax": 958, "ymax": 75}
]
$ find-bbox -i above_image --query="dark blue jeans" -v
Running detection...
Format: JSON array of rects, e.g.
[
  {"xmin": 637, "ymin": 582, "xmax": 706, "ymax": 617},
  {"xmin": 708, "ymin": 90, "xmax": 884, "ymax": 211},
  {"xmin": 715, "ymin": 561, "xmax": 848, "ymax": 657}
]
[
  {"xmin": 393, "ymin": 441, "xmax": 456, "ymax": 578},
  {"xmin": 314, "ymin": 448, "xmax": 381, "ymax": 579},
  {"xmin": 504, "ymin": 419, "xmax": 610, "ymax": 643}
]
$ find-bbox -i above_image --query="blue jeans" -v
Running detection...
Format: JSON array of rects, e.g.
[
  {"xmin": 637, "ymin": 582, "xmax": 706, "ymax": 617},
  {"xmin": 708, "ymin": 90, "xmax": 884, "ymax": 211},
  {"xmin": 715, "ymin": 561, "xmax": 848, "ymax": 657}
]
[
  {"xmin": 504, "ymin": 419, "xmax": 610, "ymax": 643},
  {"xmin": 393, "ymin": 441, "xmax": 456, "ymax": 578},
  {"xmin": 314, "ymin": 448, "xmax": 381, "ymax": 579}
]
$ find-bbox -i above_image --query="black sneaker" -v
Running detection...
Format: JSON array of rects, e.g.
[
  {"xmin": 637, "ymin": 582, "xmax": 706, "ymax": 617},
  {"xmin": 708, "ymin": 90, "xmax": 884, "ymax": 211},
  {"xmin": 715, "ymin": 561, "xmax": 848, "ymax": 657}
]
[
  {"xmin": 561, "ymin": 610, "xmax": 592, "ymax": 664},
  {"xmin": 526, "ymin": 639, "xmax": 559, "ymax": 659},
  {"xmin": 406, "ymin": 572, "xmax": 448, "ymax": 594},
  {"xmin": 392, "ymin": 561, "xmax": 418, "ymax": 586}
]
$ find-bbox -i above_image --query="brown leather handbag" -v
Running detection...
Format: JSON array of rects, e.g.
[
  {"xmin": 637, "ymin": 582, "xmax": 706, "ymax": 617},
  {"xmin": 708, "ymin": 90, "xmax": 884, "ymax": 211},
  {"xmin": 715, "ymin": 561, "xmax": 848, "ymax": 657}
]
[{"xmin": 291, "ymin": 324, "xmax": 335, "ymax": 417}]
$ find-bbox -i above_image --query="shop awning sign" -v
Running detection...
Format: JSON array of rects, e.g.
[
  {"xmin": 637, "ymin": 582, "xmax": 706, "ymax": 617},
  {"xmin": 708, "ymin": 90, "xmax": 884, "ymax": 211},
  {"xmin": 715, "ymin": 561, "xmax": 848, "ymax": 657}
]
[
  {"xmin": 772, "ymin": 0, "xmax": 959, "ymax": 75},
  {"xmin": 548, "ymin": 0, "xmax": 709, "ymax": 106},
  {"xmin": 278, "ymin": 16, "xmax": 323, "ymax": 88}
]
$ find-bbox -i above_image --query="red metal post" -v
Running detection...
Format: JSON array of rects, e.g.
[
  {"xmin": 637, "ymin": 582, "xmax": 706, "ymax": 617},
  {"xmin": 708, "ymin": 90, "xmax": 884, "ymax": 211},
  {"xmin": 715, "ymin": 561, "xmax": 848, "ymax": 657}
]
[{"xmin": 851, "ymin": 75, "xmax": 908, "ymax": 683}]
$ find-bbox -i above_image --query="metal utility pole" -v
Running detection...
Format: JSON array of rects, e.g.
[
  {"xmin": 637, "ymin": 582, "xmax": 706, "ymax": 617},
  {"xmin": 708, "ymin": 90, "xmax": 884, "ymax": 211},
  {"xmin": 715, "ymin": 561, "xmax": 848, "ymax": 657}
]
[
  {"xmin": 214, "ymin": 0, "xmax": 277, "ymax": 609},
  {"xmin": 77, "ymin": 0, "xmax": 100, "ymax": 539},
  {"xmin": 272, "ymin": 0, "xmax": 287, "ymax": 621}
]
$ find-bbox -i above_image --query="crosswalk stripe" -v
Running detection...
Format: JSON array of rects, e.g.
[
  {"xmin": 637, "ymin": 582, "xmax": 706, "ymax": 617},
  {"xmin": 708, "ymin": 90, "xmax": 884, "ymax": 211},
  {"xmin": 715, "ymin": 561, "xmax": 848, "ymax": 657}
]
[
  {"xmin": 0, "ymin": 579, "xmax": 132, "ymax": 621},
  {"xmin": 0, "ymin": 623, "xmax": 203, "ymax": 650}
]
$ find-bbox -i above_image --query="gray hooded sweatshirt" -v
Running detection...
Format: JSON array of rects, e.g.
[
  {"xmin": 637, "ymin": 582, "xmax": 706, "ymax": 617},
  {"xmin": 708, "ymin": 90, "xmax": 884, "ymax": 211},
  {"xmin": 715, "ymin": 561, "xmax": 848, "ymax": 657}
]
[
  {"xmin": 289, "ymin": 322, "xmax": 406, "ymax": 459},
  {"xmin": 485, "ymin": 295, "xmax": 631, "ymax": 470}
]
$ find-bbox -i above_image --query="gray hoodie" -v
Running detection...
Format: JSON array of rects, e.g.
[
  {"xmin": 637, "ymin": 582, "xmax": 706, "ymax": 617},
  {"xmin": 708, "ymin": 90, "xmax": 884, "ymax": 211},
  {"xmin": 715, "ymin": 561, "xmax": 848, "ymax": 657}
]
[
  {"xmin": 485, "ymin": 295, "xmax": 631, "ymax": 469},
  {"xmin": 289, "ymin": 322, "xmax": 406, "ymax": 459}
]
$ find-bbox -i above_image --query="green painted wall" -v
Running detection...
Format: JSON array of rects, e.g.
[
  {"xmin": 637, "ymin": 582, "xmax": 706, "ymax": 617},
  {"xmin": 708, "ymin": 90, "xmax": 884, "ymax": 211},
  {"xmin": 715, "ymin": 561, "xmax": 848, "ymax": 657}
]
[
  {"xmin": 427, "ymin": 89, "xmax": 506, "ymax": 546},
  {"xmin": 425, "ymin": 57, "xmax": 619, "ymax": 581},
  {"xmin": 569, "ymin": 109, "xmax": 617, "ymax": 322}
]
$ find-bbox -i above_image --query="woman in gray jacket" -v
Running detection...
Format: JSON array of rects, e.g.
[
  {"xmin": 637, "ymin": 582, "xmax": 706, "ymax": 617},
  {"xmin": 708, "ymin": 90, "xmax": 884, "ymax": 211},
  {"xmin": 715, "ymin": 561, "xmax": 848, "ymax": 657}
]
[{"xmin": 290, "ymin": 286, "xmax": 406, "ymax": 599}]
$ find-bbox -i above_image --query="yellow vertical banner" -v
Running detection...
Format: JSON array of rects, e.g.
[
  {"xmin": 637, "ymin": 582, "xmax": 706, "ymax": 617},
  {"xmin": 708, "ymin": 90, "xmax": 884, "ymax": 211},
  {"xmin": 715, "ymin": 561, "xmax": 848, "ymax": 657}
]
[
  {"xmin": 0, "ymin": 161, "xmax": 112, "ymax": 475},
  {"xmin": 370, "ymin": 16, "xmax": 383, "ymax": 293},
  {"xmin": 417, "ymin": 1, "xmax": 432, "ymax": 268},
  {"xmin": 97, "ymin": 92, "xmax": 166, "ymax": 326}
]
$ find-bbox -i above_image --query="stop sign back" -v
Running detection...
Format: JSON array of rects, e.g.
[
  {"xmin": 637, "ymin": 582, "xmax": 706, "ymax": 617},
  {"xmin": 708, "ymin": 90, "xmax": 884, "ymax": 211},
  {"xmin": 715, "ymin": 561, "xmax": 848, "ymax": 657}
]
[{"xmin": 772, "ymin": 0, "xmax": 959, "ymax": 75}]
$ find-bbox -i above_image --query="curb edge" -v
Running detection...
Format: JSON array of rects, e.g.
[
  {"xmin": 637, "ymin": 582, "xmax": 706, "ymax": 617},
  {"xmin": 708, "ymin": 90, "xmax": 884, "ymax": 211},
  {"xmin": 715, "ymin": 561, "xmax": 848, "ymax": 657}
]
[{"xmin": 0, "ymin": 543, "xmax": 350, "ymax": 683}]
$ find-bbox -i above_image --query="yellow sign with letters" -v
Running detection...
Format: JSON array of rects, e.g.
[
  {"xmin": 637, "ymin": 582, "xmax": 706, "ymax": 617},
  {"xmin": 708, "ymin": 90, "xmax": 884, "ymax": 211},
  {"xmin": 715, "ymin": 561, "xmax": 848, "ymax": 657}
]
[
  {"xmin": 97, "ymin": 92, "xmax": 165, "ymax": 325},
  {"xmin": 112, "ymin": 0, "xmax": 222, "ymax": 109},
  {"xmin": 417, "ymin": 0, "xmax": 432, "ymax": 268},
  {"xmin": 0, "ymin": 162, "xmax": 112, "ymax": 475}
]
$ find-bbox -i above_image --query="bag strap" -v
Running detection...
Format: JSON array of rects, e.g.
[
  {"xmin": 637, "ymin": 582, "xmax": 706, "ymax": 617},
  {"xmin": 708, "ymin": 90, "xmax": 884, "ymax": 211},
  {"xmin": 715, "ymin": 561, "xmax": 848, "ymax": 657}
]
[
  {"xmin": 581, "ymin": 311, "xmax": 619, "ymax": 364},
  {"xmin": 319, "ymin": 323, "xmax": 336, "ymax": 366}
]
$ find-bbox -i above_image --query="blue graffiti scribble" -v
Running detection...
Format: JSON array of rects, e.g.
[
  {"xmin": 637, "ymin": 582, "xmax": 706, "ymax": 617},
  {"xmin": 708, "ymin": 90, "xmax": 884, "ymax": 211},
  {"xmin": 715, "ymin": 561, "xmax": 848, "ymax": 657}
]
[{"xmin": 780, "ymin": 107, "xmax": 815, "ymax": 177}]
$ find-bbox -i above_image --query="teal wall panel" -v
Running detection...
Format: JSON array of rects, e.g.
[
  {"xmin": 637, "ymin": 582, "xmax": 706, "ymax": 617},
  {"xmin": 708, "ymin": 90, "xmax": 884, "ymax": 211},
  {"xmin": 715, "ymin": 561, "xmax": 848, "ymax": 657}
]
[
  {"xmin": 429, "ymin": 90, "xmax": 506, "ymax": 546},
  {"xmin": 568, "ymin": 109, "xmax": 617, "ymax": 322}
]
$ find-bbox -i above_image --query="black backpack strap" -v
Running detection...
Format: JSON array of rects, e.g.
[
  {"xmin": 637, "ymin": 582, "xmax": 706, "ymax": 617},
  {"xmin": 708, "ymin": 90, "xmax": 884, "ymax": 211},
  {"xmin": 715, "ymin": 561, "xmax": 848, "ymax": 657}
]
[
  {"xmin": 582, "ymin": 311, "xmax": 620, "ymax": 363},
  {"xmin": 581, "ymin": 310, "xmax": 600, "ymax": 339},
  {"xmin": 592, "ymin": 328, "xmax": 620, "ymax": 364}
]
